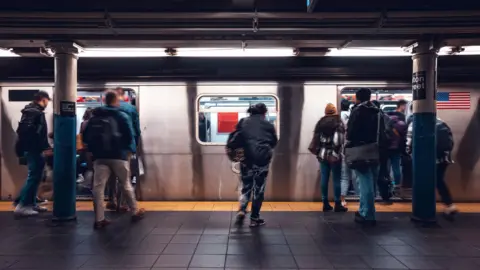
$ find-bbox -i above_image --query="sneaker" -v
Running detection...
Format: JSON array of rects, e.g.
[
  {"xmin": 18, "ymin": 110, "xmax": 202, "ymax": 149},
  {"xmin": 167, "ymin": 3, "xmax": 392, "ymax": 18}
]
[
  {"xmin": 131, "ymin": 208, "xmax": 146, "ymax": 222},
  {"xmin": 249, "ymin": 218, "xmax": 266, "ymax": 227},
  {"xmin": 14, "ymin": 205, "xmax": 39, "ymax": 217},
  {"xmin": 33, "ymin": 205, "xmax": 48, "ymax": 213},
  {"xmin": 341, "ymin": 200, "xmax": 348, "ymax": 207},
  {"xmin": 354, "ymin": 211, "xmax": 376, "ymax": 226},
  {"xmin": 76, "ymin": 174, "xmax": 85, "ymax": 183},
  {"xmin": 444, "ymin": 204, "xmax": 458, "ymax": 221},
  {"xmin": 334, "ymin": 203, "xmax": 348, "ymax": 212},
  {"xmin": 36, "ymin": 197, "xmax": 48, "ymax": 205},
  {"xmin": 94, "ymin": 219, "xmax": 111, "ymax": 229},
  {"xmin": 323, "ymin": 203, "xmax": 333, "ymax": 212},
  {"xmin": 235, "ymin": 211, "xmax": 246, "ymax": 225}
]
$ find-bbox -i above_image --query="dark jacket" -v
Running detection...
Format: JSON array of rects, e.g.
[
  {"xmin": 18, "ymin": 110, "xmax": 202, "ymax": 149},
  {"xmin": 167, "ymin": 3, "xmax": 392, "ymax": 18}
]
[
  {"xmin": 83, "ymin": 106, "xmax": 135, "ymax": 161},
  {"xmin": 119, "ymin": 101, "xmax": 140, "ymax": 148},
  {"xmin": 346, "ymin": 101, "xmax": 387, "ymax": 149},
  {"xmin": 238, "ymin": 115, "xmax": 278, "ymax": 167},
  {"xmin": 387, "ymin": 111, "xmax": 406, "ymax": 123},
  {"xmin": 387, "ymin": 115, "xmax": 407, "ymax": 151},
  {"xmin": 310, "ymin": 115, "xmax": 345, "ymax": 162},
  {"xmin": 19, "ymin": 102, "xmax": 49, "ymax": 153}
]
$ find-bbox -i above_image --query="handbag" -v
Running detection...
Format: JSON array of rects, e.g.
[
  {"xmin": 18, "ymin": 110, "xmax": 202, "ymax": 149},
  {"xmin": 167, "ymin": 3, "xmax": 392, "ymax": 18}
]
[{"xmin": 344, "ymin": 111, "xmax": 381, "ymax": 167}]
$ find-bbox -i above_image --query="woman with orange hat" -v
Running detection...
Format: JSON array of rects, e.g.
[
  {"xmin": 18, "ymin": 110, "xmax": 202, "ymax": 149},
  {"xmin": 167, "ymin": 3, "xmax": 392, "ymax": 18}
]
[{"xmin": 309, "ymin": 103, "xmax": 348, "ymax": 212}]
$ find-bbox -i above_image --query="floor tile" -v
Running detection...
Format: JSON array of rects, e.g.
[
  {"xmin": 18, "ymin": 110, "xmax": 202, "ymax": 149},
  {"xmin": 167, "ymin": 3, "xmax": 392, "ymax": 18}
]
[
  {"xmin": 328, "ymin": 255, "xmax": 369, "ymax": 268},
  {"xmin": 394, "ymin": 256, "xmax": 443, "ymax": 269},
  {"xmin": 361, "ymin": 255, "xmax": 407, "ymax": 269},
  {"xmin": 261, "ymin": 255, "xmax": 297, "ymax": 268},
  {"xmin": 170, "ymin": 234, "xmax": 201, "ymax": 244},
  {"xmin": 383, "ymin": 245, "xmax": 420, "ymax": 256},
  {"xmin": 154, "ymin": 254, "xmax": 192, "ymax": 268},
  {"xmin": 195, "ymin": 244, "xmax": 228, "ymax": 255},
  {"xmin": 294, "ymin": 255, "xmax": 334, "ymax": 269},
  {"xmin": 189, "ymin": 254, "xmax": 226, "ymax": 268},
  {"xmin": 163, "ymin": 243, "xmax": 197, "ymax": 254},
  {"xmin": 289, "ymin": 244, "xmax": 323, "ymax": 255}
]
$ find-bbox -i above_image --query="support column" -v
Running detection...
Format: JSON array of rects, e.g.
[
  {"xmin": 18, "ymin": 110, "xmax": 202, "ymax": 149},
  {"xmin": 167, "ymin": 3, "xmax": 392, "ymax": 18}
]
[
  {"xmin": 46, "ymin": 42, "xmax": 82, "ymax": 222},
  {"xmin": 411, "ymin": 41, "xmax": 438, "ymax": 224}
]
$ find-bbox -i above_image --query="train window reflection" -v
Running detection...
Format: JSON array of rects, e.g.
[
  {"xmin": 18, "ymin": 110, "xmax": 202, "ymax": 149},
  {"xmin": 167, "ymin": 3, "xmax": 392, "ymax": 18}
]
[{"xmin": 196, "ymin": 95, "xmax": 279, "ymax": 145}]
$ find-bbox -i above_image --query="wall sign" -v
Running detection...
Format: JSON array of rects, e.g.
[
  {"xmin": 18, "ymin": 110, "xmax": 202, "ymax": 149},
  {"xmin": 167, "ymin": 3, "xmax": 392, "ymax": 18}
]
[
  {"xmin": 60, "ymin": 101, "xmax": 76, "ymax": 117},
  {"xmin": 412, "ymin": 71, "xmax": 427, "ymax": 100}
]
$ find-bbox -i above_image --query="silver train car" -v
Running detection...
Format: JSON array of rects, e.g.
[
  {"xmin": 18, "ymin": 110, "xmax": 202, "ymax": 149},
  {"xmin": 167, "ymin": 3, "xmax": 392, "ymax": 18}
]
[{"xmin": 1, "ymin": 81, "xmax": 479, "ymax": 201}]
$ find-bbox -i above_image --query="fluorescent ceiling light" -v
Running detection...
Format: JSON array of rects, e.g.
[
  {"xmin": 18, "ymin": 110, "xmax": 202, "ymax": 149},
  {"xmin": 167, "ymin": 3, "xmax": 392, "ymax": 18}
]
[
  {"xmin": 175, "ymin": 48, "xmax": 295, "ymax": 57},
  {"xmin": 0, "ymin": 48, "xmax": 20, "ymax": 57},
  {"xmin": 80, "ymin": 48, "xmax": 167, "ymax": 57},
  {"xmin": 326, "ymin": 47, "xmax": 411, "ymax": 57}
]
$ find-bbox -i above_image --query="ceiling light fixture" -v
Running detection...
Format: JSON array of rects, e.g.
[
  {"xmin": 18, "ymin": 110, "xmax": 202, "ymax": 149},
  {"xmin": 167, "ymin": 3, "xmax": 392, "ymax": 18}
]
[
  {"xmin": 174, "ymin": 48, "xmax": 295, "ymax": 57},
  {"xmin": 0, "ymin": 48, "xmax": 20, "ymax": 57},
  {"xmin": 79, "ymin": 48, "xmax": 167, "ymax": 57}
]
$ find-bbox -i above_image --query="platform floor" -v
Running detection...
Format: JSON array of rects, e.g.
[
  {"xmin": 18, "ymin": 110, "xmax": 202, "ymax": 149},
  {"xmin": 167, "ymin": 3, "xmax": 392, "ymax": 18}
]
[{"xmin": 2, "ymin": 202, "xmax": 480, "ymax": 269}]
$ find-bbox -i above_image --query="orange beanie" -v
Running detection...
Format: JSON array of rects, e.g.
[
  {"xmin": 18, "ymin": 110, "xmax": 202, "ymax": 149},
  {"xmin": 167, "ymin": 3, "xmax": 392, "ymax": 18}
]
[{"xmin": 325, "ymin": 103, "xmax": 337, "ymax": 115}]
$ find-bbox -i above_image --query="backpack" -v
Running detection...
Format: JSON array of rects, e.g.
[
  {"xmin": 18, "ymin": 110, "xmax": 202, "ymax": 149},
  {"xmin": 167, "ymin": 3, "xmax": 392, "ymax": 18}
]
[
  {"xmin": 15, "ymin": 113, "xmax": 41, "ymax": 156},
  {"xmin": 85, "ymin": 116, "xmax": 122, "ymax": 153},
  {"xmin": 436, "ymin": 120, "xmax": 454, "ymax": 153},
  {"xmin": 226, "ymin": 119, "xmax": 246, "ymax": 163}
]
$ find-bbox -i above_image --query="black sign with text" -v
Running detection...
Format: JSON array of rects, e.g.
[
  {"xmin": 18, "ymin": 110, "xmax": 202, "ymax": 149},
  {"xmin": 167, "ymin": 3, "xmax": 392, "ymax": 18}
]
[
  {"xmin": 60, "ymin": 101, "xmax": 76, "ymax": 117},
  {"xmin": 412, "ymin": 71, "xmax": 427, "ymax": 100}
]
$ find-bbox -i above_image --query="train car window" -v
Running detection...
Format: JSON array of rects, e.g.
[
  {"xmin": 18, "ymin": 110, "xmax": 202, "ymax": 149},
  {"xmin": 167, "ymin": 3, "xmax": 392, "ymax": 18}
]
[
  {"xmin": 341, "ymin": 88, "xmax": 412, "ymax": 115},
  {"xmin": 8, "ymin": 89, "xmax": 40, "ymax": 102},
  {"xmin": 196, "ymin": 95, "xmax": 279, "ymax": 145}
]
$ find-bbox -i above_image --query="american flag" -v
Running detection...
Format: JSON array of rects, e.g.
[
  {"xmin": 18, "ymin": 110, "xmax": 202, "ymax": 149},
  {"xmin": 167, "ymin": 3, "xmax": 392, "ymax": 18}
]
[{"xmin": 436, "ymin": 92, "xmax": 471, "ymax": 110}]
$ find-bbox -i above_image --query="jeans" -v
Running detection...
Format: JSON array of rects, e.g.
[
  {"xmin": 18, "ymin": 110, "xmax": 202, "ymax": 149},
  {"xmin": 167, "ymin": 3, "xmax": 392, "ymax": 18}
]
[
  {"xmin": 354, "ymin": 165, "xmax": 378, "ymax": 221},
  {"xmin": 437, "ymin": 163, "xmax": 453, "ymax": 206},
  {"xmin": 341, "ymin": 159, "xmax": 356, "ymax": 196},
  {"xmin": 239, "ymin": 164, "xmax": 269, "ymax": 219},
  {"xmin": 320, "ymin": 161, "xmax": 342, "ymax": 203},
  {"xmin": 18, "ymin": 152, "xmax": 45, "ymax": 207},
  {"xmin": 92, "ymin": 159, "xmax": 138, "ymax": 222},
  {"xmin": 388, "ymin": 151, "xmax": 402, "ymax": 186}
]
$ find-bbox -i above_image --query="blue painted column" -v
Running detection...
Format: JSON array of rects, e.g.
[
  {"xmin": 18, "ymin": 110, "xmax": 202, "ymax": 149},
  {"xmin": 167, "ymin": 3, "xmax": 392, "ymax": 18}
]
[
  {"xmin": 47, "ymin": 42, "xmax": 81, "ymax": 222},
  {"xmin": 411, "ymin": 41, "xmax": 438, "ymax": 223}
]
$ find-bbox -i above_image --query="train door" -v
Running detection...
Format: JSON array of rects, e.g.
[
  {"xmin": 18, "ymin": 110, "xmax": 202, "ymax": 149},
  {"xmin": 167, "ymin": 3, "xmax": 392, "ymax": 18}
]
[{"xmin": 0, "ymin": 87, "xmax": 53, "ymax": 200}]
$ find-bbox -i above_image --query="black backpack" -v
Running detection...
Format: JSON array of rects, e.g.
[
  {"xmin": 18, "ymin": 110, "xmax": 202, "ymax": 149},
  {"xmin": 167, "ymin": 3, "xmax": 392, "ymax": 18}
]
[
  {"xmin": 15, "ymin": 113, "xmax": 41, "ymax": 156},
  {"xmin": 85, "ymin": 115, "xmax": 122, "ymax": 153},
  {"xmin": 436, "ymin": 120, "xmax": 454, "ymax": 153}
]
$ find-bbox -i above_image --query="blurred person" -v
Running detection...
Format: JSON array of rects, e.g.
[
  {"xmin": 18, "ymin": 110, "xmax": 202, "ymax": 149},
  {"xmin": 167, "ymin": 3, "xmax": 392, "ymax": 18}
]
[
  {"xmin": 406, "ymin": 117, "xmax": 458, "ymax": 219},
  {"xmin": 14, "ymin": 90, "xmax": 52, "ymax": 216},
  {"xmin": 345, "ymin": 88, "xmax": 387, "ymax": 225},
  {"xmin": 309, "ymin": 103, "xmax": 348, "ymax": 212},
  {"xmin": 386, "ymin": 115, "xmax": 407, "ymax": 189},
  {"xmin": 83, "ymin": 90, "xmax": 145, "ymax": 229},
  {"xmin": 231, "ymin": 103, "xmax": 278, "ymax": 227},
  {"xmin": 388, "ymin": 99, "xmax": 407, "ymax": 122},
  {"xmin": 198, "ymin": 112, "xmax": 211, "ymax": 142},
  {"xmin": 340, "ymin": 99, "xmax": 355, "ymax": 206},
  {"xmin": 76, "ymin": 107, "xmax": 94, "ymax": 185}
]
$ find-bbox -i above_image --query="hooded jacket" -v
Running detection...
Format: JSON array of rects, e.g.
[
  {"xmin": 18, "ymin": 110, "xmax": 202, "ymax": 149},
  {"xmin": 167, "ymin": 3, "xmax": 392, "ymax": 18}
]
[
  {"xmin": 83, "ymin": 106, "xmax": 135, "ymax": 161},
  {"xmin": 19, "ymin": 102, "xmax": 49, "ymax": 153},
  {"xmin": 119, "ymin": 101, "xmax": 141, "ymax": 148},
  {"xmin": 311, "ymin": 115, "xmax": 345, "ymax": 162},
  {"xmin": 238, "ymin": 115, "xmax": 278, "ymax": 167},
  {"xmin": 346, "ymin": 101, "xmax": 387, "ymax": 149}
]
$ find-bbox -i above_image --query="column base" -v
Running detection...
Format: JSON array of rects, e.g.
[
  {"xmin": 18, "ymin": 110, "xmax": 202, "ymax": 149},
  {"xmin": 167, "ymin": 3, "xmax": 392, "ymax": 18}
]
[
  {"xmin": 51, "ymin": 215, "xmax": 77, "ymax": 223},
  {"xmin": 410, "ymin": 215, "xmax": 437, "ymax": 225}
]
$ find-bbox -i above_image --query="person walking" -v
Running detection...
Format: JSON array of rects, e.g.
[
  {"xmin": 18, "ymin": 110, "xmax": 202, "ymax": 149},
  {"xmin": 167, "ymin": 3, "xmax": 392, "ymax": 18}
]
[
  {"xmin": 83, "ymin": 90, "xmax": 145, "ymax": 229},
  {"xmin": 309, "ymin": 103, "xmax": 348, "ymax": 212},
  {"xmin": 231, "ymin": 103, "xmax": 278, "ymax": 227}
]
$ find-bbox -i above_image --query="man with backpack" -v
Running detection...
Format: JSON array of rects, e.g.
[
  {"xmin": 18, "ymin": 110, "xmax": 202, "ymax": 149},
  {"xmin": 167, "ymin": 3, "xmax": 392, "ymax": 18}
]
[
  {"xmin": 227, "ymin": 103, "xmax": 278, "ymax": 227},
  {"xmin": 14, "ymin": 90, "xmax": 52, "ymax": 216},
  {"xmin": 83, "ymin": 90, "xmax": 145, "ymax": 229},
  {"xmin": 406, "ymin": 117, "xmax": 458, "ymax": 219}
]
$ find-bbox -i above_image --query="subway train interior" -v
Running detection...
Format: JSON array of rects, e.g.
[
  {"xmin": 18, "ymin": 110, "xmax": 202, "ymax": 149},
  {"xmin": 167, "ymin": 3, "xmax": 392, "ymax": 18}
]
[{"xmin": 1, "ymin": 77, "xmax": 480, "ymax": 202}]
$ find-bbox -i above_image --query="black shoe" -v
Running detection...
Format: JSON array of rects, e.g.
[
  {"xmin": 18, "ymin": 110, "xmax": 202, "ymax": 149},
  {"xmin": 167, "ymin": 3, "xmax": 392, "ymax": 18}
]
[
  {"xmin": 106, "ymin": 202, "xmax": 117, "ymax": 211},
  {"xmin": 354, "ymin": 211, "xmax": 376, "ymax": 226},
  {"xmin": 334, "ymin": 203, "xmax": 348, "ymax": 212},
  {"xmin": 323, "ymin": 203, "xmax": 333, "ymax": 212},
  {"xmin": 235, "ymin": 211, "xmax": 246, "ymax": 225},
  {"xmin": 249, "ymin": 218, "xmax": 265, "ymax": 227},
  {"xmin": 379, "ymin": 200, "xmax": 393, "ymax": 206}
]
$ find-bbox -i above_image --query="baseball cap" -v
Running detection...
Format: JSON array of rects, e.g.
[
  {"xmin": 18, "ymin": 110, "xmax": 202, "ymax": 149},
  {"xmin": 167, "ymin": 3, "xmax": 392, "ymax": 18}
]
[{"xmin": 34, "ymin": 90, "xmax": 51, "ymax": 101}]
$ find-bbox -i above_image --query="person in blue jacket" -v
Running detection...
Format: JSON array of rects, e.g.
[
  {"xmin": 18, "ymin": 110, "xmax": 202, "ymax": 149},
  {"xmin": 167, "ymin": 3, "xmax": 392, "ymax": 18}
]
[{"xmin": 115, "ymin": 87, "xmax": 140, "ymax": 148}]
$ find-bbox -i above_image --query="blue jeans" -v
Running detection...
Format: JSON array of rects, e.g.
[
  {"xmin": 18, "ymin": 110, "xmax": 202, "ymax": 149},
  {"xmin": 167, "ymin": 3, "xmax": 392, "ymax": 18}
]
[
  {"xmin": 388, "ymin": 152, "xmax": 402, "ymax": 186},
  {"xmin": 341, "ymin": 159, "xmax": 357, "ymax": 196},
  {"xmin": 18, "ymin": 152, "xmax": 45, "ymax": 207},
  {"xmin": 320, "ymin": 161, "xmax": 342, "ymax": 203},
  {"xmin": 354, "ymin": 165, "xmax": 378, "ymax": 221}
]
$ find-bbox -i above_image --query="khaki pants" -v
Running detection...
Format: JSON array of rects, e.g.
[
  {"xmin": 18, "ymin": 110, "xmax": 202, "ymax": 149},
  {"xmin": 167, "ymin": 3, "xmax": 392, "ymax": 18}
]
[{"xmin": 93, "ymin": 159, "xmax": 138, "ymax": 222}]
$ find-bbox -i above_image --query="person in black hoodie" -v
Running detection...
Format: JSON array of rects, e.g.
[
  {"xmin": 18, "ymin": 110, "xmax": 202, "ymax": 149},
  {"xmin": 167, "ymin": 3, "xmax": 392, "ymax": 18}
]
[
  {"xmin": 14, "ymin": 91, "xmax": 51, "ymax": 216},
  {"xmin": 346, "ymin": 88, "xmax": 387, "ymax": 225},
  {"xmin": 310, "ymin": 103, "xmax": 348, "ymax": 212},
  {"xmin": 235, "ymin": 103, "xmax": 278, "ymax": 227}
]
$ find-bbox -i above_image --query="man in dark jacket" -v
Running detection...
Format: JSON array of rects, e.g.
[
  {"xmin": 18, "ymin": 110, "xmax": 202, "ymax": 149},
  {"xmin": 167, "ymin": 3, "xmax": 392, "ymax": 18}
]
[
  {"xmin": 235, "ymin": 103, "xmax": 278, "ymax": 227},
  {"xmin": 346, "ymin": 88, "xmax": 387, "ymax": 225},
  {"xmin": 83, "ymin": 90, "xmax": 145, "ymax": 229},
  {"xmin": 14, "ymin": 90, "xmax": 51, "ymax": 216}
]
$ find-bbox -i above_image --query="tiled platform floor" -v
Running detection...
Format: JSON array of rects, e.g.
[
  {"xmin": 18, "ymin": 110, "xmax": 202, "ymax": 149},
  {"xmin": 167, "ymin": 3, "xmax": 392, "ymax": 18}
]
[{"xmin": 1, "ymin": 204, "xmax": 480, "ymax": 269}]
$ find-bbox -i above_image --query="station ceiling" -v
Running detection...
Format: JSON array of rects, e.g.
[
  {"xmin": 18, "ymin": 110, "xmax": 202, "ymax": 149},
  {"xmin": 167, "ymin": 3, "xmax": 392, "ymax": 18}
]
[{"xmin": 1, "ymin": 1, "xmax": 480, "ymax": 55}]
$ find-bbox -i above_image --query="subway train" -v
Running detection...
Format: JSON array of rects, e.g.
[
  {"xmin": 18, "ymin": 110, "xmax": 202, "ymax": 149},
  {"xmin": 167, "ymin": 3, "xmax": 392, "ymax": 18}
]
[{"xmin": 1, "ymin": 81, "xmax": 479, "ymax": 202}]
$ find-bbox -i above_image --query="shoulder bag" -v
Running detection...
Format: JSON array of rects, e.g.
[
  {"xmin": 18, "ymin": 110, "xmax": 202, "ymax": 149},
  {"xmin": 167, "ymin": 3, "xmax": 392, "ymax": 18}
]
[{"xmin": 344, "ymin": 111, "xmax": 381, "ymax": 167}]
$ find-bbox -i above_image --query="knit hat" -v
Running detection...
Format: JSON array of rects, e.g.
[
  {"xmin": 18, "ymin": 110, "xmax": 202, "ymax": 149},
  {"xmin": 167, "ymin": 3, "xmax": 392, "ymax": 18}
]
[{"xmin": 325, "ymin": 103, "xmax": 337, "ymax": 115}]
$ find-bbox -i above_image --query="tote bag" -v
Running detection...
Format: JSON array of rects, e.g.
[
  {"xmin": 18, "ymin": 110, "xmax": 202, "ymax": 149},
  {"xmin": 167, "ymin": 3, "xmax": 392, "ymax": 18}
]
[{"xmin": 344, "ymin": 112, "xmax": 381, "ymax": 167}]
